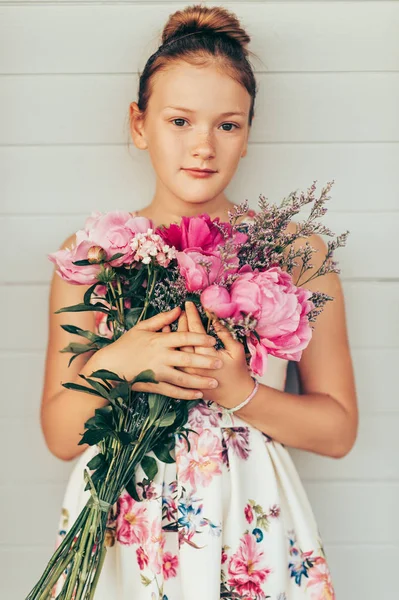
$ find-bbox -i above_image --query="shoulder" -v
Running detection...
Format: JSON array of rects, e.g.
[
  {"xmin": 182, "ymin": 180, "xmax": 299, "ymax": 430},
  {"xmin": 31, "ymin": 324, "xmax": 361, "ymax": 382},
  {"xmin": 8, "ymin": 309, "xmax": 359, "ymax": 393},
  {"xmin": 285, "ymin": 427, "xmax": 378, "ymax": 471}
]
[{"xmin": 59, "ymin": 231, "xmax": 78, "ymax": 251}]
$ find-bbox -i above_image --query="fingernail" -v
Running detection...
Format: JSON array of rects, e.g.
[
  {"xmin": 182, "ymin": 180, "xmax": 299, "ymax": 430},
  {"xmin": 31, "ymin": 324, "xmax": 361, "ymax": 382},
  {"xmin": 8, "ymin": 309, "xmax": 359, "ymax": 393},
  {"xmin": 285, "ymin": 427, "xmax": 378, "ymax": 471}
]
[
  {"xmin": 214, "ymin": 360, "xmax": 223, "ymax": 368},
  {"xmin": 209, "ymin": 380, "xmax": 218, "ymax": 388},
  {"xmin": 195, "ymin": 391, "xmax": 203, "ymax": 398}
]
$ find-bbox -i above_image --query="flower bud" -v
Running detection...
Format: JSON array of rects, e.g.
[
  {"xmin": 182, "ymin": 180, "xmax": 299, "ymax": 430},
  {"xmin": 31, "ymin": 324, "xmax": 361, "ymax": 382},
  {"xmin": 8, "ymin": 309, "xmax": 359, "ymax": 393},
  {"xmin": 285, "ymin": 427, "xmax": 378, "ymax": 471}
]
[
  {"xmin": 97, "ymin": 265, "xmax": 116, "ymax": 284},
  {"xmin": 87, "ymin": 246, "xmax": 107, "ymax": 263}
]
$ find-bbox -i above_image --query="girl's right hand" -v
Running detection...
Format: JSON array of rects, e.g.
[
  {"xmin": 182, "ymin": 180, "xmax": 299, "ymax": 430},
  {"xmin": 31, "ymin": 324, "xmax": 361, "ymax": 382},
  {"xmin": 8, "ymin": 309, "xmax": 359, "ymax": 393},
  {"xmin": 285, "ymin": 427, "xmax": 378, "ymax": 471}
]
[{"xmin": 93, "ymin": 306, "xmax": 222, "ymax": 399}]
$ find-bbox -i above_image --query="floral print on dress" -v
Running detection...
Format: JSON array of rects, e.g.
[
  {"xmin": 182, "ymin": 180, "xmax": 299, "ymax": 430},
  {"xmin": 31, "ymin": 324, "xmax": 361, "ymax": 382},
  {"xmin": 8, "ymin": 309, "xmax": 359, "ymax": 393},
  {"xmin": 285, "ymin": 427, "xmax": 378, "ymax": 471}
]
[
  {"xmin": 288, "ymin": 530, "xmax": 335, "ymax": 598},
  {"xmin": 50, "ymin": 292, "xmax": 335, "ymax": 598}
]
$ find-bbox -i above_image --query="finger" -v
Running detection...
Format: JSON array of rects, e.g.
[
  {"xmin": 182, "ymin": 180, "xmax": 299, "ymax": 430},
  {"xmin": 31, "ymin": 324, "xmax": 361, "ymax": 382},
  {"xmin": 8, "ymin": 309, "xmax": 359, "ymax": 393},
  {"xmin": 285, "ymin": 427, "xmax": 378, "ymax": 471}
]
[
  {"xmin": 161, "ymin": 331, "xmax": 217, "ymax": 349},
  {"xmin": 185, "ymin": 301, "xmax": 207, "ymax": 334},
  {"xmin": 168, "ymin": 349, "xmax": 221, "ymax": 370},
  {"xmin": 137, "ymin": 306, "xmax": 181, "ymax": 331},
  {"xmin": 177, "ymin": 311, "xmax": 194, "ymax": 353},
  {"xmin": 166, "ymin": 368, "xmax": 219, "ymax": 391},
  {"xmin": 185, "ymin": 301, "xmax": 216, "ymax": 356}
]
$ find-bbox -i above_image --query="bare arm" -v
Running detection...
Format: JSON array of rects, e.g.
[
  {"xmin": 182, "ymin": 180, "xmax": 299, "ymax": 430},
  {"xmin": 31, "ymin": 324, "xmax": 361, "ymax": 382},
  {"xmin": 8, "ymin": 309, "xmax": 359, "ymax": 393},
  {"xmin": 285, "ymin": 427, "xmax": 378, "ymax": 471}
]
[
  {"xmin": 235, "ymin": 231, "xmax": 359, "ymax": 458},
  {"xmin": 40, "ymin": 232, "xmax": 109, "ymax": 461}
]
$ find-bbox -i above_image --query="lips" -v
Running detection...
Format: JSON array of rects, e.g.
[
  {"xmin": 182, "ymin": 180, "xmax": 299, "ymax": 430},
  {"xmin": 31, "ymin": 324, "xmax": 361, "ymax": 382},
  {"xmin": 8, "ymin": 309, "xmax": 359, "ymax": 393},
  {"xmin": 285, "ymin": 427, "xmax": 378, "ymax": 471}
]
[{"xmin": 183, "ymin": 168, "xmax": 216, "ymax": 173}]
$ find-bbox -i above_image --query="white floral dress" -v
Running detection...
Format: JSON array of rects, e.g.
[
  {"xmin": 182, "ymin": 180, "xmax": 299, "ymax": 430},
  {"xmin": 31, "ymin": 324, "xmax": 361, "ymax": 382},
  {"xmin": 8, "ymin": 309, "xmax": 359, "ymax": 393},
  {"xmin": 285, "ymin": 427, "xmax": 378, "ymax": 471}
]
[{"xmin": 52, "ymin": 212, "xmax": 335, "ymax": 599}]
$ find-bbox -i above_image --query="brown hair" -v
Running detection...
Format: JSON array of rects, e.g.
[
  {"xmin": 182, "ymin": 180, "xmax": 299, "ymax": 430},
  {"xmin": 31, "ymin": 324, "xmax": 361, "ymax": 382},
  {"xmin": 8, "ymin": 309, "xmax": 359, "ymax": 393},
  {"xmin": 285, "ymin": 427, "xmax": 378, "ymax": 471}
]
[{"xmin": 135, "ymin": 3, "xmax": 258, "ymax": 127}]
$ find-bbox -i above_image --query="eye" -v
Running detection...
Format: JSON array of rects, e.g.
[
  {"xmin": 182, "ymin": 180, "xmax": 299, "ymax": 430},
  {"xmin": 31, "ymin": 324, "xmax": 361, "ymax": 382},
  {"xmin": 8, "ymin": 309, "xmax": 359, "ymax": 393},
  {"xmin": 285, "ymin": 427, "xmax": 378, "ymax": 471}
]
[
  {"xmin": 220, "ymin": 123, "xmax": 239, "ymax": 132},
  {"xmin": 170, "ymin": 119, "xmax": 239, "ymax": 131},
  {"xmin": 171, "ymin": 118, "xmax": 188, "ymax": 127}
]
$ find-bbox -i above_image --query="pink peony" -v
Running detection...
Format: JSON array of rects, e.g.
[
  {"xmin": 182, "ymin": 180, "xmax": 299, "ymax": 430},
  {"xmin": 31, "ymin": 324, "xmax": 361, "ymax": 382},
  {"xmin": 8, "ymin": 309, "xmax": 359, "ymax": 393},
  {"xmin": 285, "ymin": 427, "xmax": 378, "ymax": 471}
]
[
  {"xmin": 48, "ymin": 232, "xmax": 102, "ymax": 285},
  {"xmin": 156, "ymin": 213, "xmax": 248, "ymax": 252},
  {"xmin": 116, "ymin": 492, "xmax": 149, "ymax": 545},
  {"xmin": 176, "ymin": 250, "xmax": 223, "ymax": 292},
  {"xmin": 85, "ymin": 211, "xmax": 154, "ymax": 267},
  {"xmin": 175, "ymin": 429, "xmax": 223, "ymax": 492},
  {"xmin": 229, "ymin": 266, "xmax": 314, "ymax": 374},
  {"xmin": 246, "ymin": 334, "xmax": 270, "ymax": 377},
  {"xmin": 306, "ymin": 556, "xmax": 336, "ymax": 600},
  {"xmin": 200, "ymin": 284, "xmax": 237, "ymax": 319},
  {"xmin": 227, "ymin": 533, "xmax": 272, "ymax": 598},
  {"xmin": 146, "ymin": 517, "xmax": 166, "ymax": 575}
]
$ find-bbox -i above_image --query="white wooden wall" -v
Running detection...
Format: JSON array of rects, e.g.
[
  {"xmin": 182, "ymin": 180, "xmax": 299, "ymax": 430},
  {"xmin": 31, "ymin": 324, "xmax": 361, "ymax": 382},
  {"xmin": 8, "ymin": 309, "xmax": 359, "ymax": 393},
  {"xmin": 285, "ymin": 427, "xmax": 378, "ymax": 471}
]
[{"xmin": 1, "ymin": 1, "xmax": 398, "ymax": 598}]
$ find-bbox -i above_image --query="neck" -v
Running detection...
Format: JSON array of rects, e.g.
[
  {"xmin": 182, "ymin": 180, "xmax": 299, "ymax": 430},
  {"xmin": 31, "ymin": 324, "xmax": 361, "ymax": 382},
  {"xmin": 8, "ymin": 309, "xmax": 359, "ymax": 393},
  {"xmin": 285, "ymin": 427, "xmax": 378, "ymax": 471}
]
[{"xmin": 135, "ymin": 179, "xmax": 241, "ymax": 228}]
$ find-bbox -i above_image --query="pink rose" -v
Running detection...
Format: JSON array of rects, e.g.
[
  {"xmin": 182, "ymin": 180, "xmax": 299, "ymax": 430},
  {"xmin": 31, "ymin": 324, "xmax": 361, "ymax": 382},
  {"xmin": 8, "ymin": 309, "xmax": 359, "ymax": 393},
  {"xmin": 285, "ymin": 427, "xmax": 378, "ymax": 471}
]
[
  {"xmin": 200, "ymin": 285, "xmax": 237, "ymax": 319},
  {"xmin": 48, "ymin": 233, "xmax": 102, "ymax": 285}
]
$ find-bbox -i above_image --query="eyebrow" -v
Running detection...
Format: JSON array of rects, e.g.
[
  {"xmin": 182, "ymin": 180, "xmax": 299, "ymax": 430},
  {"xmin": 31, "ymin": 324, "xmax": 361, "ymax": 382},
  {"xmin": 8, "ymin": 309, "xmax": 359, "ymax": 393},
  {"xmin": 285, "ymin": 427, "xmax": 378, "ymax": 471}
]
[{"xmin": 163, "ymin": 106, "xmax": 247, "ymax": 117}]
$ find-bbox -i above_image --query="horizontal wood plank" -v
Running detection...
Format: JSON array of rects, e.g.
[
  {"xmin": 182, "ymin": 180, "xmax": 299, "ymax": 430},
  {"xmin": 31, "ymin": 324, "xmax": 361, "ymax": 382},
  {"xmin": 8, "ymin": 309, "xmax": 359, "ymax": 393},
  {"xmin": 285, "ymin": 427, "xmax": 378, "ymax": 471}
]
[
  {"xmin": 1, "ymin": 73, "xmax": 398, "ymax": 144},
  {"xmin": 2, "ymin": 143, "xmax": 398, "ymax": 214},
  {"xmin": 1, "ymin": 2, "xmax": 397, "ymax": 73},
  {"xmin": 1, "ymin": 413, "xmax": 397, "ymax": 483},
  {"xmin": 1, "ymin": 212, "xmax": 397, "ymax": 282},
  {"xmin": 2, "ymin": 348, "xmax": 397, "ymax": 417},
  {"xmin": 1, "ymin": 281, "xmax": 397, "ymax": 350},
  {"xmin": 1, "ymin": 480, "xmax": 397, "ymax": 545}
]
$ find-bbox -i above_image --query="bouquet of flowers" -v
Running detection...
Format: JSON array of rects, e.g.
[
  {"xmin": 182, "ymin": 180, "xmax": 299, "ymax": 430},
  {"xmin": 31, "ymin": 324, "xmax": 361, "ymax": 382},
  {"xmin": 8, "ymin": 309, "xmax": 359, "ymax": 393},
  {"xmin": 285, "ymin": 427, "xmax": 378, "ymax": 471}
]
[{"xmin": 26, "ymin": 180, "xmax": 348, "ymax": 599}]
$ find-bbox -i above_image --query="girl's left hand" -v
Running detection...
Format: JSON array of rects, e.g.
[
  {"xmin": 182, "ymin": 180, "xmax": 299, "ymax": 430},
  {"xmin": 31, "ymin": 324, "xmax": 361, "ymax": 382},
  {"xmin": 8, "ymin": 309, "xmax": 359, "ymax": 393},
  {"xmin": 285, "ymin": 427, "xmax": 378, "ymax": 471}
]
[{"xmin": 162, "ymin": 301, "xmax": 254, "ymax": 409}]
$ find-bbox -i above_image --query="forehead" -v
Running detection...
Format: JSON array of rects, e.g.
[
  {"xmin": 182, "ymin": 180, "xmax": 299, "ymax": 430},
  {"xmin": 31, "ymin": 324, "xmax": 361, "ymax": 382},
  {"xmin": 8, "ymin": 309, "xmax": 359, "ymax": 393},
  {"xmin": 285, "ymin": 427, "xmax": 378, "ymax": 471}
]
[{"xmin": 150, "ymin": 61, "xmax": 251, "ymax": 115}]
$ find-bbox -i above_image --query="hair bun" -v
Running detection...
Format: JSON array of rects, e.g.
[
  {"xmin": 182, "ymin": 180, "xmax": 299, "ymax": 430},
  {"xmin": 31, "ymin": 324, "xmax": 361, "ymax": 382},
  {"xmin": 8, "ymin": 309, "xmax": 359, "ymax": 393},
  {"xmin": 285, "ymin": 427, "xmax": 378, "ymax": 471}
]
[{"xmin": 161, "ymin": 3, "xmax": 251, "ymax": 54}]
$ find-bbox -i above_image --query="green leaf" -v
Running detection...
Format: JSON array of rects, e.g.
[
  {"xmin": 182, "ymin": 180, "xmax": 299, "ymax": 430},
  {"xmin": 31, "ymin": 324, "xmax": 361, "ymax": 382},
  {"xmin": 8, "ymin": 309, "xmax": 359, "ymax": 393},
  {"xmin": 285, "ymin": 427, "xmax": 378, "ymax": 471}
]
[
  {"xmin": 55, "ymin": 303, "xmax": 109, "ymax": 314},
  {"xmin": 140, "ymin": 574, "xmax": 152, "ymax": 587},
  {"xmin": 78, "ymin": 375, "xmax": 111, "ymax": 399},
  {"xmin": 132, "ymin": 370, "xmax": 158, "ymax": 385},
  {"xmin": 124, "ymin": 307, "xmax": 143, "ymax": 328},
  {"xmin": 60, "ymin": 342, "xmax": 96, "ymax": 354},
  {"xmin": 257, "ymin": 515, "xmax": 270, "ymax": 531},
  {"xmin": 109, "ymin": 382, "xmax": 130, "ymax": 401},
  {"xmin": 60, "ymin": 324, "xmax": 99, "ymax": 343},
  {"xmin": 84, "ymin": 282, "xmax": 99, "ymax": 306},
  {"xmin": 118, "ymin": 431, "xmax": 135, "ymax": 445},
  {"xmin": 108, "ymin": 252, "xmax": 125, "ymax": 262},
  {"xmin": 84, "ymin": 462, "xmax": 108, "ymax": 491},
  {"xmin": 86, "ymin": 453, "xmax": 106, "ymax": 470},
  {"xmin": 62, "ymin": 382, "xmax": 102, "ymax": 397},
  {"xmin": 141, "ymin": 455, "xmax": 158, "ymax": 481},
  {"xmin": 91, "ymin": 369, "xmax": 126, "ymax": 382},
  {"xmin": 157, "ymin": 411, "xmax": 176, "ymax": 428},
  {"xmin": 152, "ymin": 443, "xmax": 175, "ymax": 464},
  {"xmin": 78, "ymin": 428, "xmax": 109, "ymax": 446},
  {"xmin": 73, "ymin": 259, "xmax": 92, "ymax": 266},
  {"xmin": 125, "ymin": 475, "xmax": 141, "ymax": 502}
]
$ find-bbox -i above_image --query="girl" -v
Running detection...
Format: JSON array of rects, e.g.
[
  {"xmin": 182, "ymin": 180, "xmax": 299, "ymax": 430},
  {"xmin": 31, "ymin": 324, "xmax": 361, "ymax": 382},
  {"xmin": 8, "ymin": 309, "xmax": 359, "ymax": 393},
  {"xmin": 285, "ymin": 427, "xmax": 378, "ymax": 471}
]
[{"xmin": 41, "ymin": 4, "xmax": 358, "ymax": 599}]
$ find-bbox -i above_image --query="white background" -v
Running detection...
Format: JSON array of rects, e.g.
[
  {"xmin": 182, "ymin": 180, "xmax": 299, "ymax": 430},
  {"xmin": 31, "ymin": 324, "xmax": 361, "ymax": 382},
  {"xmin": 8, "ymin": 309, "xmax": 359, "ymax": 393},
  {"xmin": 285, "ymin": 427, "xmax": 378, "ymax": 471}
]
[{"xmin": 0, "ymin": 1, "xmax": 398, "ymax": 598}]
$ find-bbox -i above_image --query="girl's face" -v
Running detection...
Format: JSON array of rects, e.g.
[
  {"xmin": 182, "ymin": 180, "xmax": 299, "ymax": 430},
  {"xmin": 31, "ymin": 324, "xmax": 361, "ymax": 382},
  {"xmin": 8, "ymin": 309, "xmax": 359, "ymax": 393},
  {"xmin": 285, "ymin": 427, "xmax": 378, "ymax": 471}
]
[{"xmin": 130, "ymin": 61, "xmax": 252, "ymax": 211}]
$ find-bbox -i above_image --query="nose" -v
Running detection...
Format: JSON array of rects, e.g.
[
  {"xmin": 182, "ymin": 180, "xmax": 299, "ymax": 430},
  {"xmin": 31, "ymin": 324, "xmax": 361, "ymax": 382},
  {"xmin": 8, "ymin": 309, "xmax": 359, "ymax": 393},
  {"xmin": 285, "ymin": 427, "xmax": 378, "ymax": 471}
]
[{"xmin": 191, "ymin": 132, "xmax": 216, "ymax": 161}]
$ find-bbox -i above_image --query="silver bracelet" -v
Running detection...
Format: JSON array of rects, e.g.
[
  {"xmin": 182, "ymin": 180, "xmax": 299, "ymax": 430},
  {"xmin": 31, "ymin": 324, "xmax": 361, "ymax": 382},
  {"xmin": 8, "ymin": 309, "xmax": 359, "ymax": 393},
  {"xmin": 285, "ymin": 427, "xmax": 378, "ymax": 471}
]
[{"xmin": 225, "ymin": 377, "xmax": 259, "ymax": 414}]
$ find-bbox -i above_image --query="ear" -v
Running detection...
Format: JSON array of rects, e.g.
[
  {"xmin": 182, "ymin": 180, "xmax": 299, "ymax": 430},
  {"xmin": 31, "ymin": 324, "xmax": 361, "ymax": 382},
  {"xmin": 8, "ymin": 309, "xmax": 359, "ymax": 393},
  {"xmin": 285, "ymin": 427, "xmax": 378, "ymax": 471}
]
[{"xmin": 129, "ymin": 102, "xmax": 148, "ymax": 150}]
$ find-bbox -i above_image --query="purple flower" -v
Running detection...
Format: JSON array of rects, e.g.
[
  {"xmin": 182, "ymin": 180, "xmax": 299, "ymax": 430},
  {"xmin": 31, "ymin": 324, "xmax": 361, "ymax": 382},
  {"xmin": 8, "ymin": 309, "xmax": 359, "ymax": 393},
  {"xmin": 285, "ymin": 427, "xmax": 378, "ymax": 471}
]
[{"xmin": 222, "ymin": 427, "xmax": 251, "ymax": 466}]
